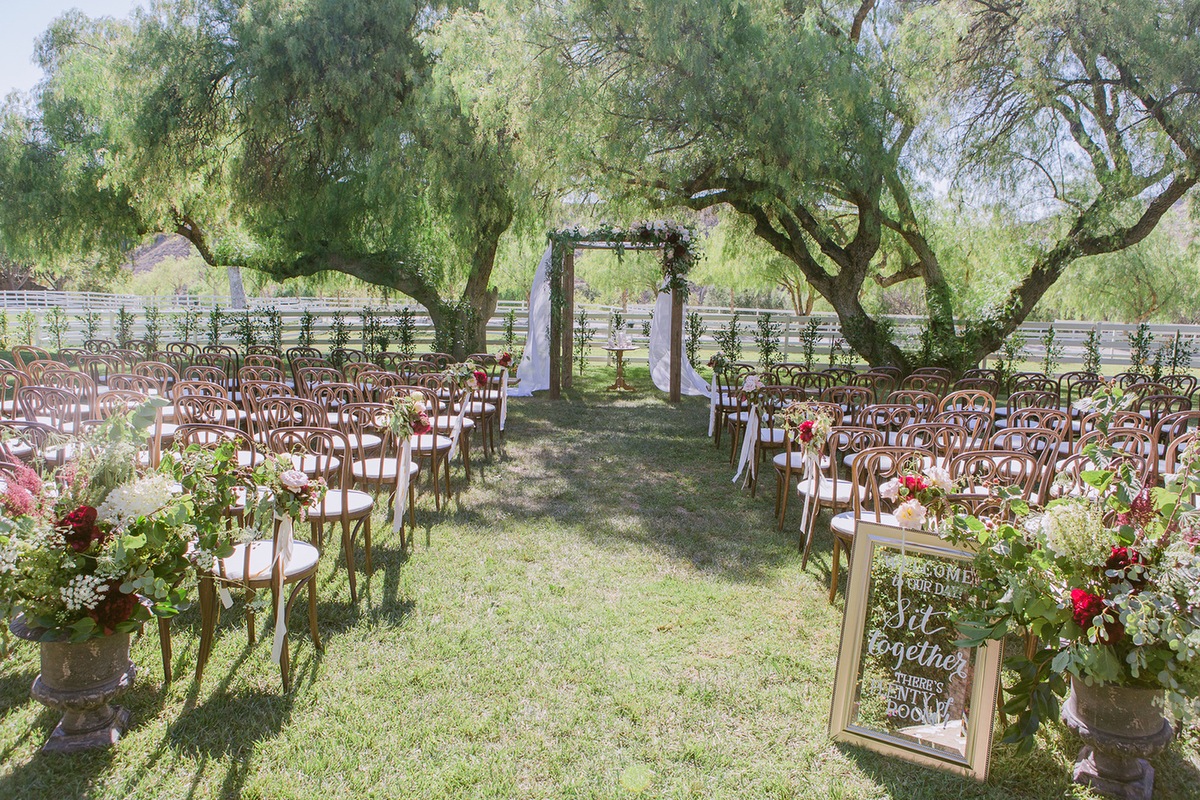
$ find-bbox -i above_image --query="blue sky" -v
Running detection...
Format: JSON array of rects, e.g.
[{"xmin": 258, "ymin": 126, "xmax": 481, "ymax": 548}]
[{"xmin": 1, "ymin": 1, "xmax": 144, "ymax": 98}]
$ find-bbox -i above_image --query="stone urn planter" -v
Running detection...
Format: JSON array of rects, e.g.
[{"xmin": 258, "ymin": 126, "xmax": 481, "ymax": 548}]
[
  {"xmin": 11, "ymin": 615, "xmax": 137, "ymax": 753},
  {"xmin": 1061, "ymin": 675, "xmax": 1175, "ymax": 800}
]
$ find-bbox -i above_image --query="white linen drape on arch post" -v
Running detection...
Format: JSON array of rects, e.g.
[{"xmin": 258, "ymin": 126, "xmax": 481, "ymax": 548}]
[
  {"xmin": 647, "ymin": 281, "xmax": 711, "ymax": 397},
  {"xmin": 509, "ymin": 245, "xmax": 552, "ymax": 397}
]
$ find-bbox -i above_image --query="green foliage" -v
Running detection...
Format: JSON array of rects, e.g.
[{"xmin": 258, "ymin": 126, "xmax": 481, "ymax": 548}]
[
  {"xmin": 360, "ymin": 308, "xmax": 378, "ymax": 361},
  {"xmin": 996, "ymin": 333, "xmax": 1026, "ymax": 387},
  {"xmin": 574, "ymin": 307, "xmax": 594, "ymax": 374},
  {"xmin": 608, "ymin": 310, "xmax": 625, "ymax": 342},
  {"xmin": 76, "ymin": 310, "xmax": 101, "ymax": 343},
  {"xmin": 207, "ymin": 306, "xmax": 224, "ymax": 350},
  {"xmin": 143, "ymin": 305, "xmax": 161, "ymax": 353},
  {"xmin": 798, "ymin": 319, "xmax": 821, "ymax": 372},
  {"xmin": 1166, "ymin": 332, "xmax": 1194, "ymax": 375},
  {"xmin": 0, "ymin": 312, "xmax": 9, "ymax": 351},
  {"xmin": 45, "ymin": 307, "xmax": 69, "ymax": 352},
  {"xmin": 230, "ymin": 310, "xmax": 256, "ymax": 353},
  {"xmin": 1039, "ymin": 324, "xmax": 1064, "ymax": 377},
  {"xmin": 503, "ymin": 309, "xmax": 518, "ymax": 355},
  {"xmin": 1083, "ymin": 327, "xmax": 1102, "ymax": 374},
  {"xmin": 330, "ymin": 311, "xmax": 350, "ymax": 365},
  {"xmin": 115, "ymin": 306, "xmax": 134, "ymax": 349},
  {"xmin": 171, "ymin": 307, "xmax": 200, "ymax": 345},
  {"xmin": 298, "ymin": 309, "xmax": 316, "ymax": 349},
  {"xmin": 713, "ymin": 312, "xmax": 742, "ymax": 363},
  {"xmin": 754, "ymin": 313, "xmax": 782, "ymax": 371},
  {"xmin": 1128, "ymin": 323, "xmax": 1154, "ymax": 374},
  {"xmin": 685, "ymin": 311, "xmax": 705, "ymax": 367},
  {"xmin": 397, "ymin": 308, "xmax": 417, "ymax": 359},
  {"xmin": 372, "ymin": 312, "xmax": 393, "ymax": 357},
  {"xmin": 640, "ymin": 320, "xmax": 651, "ymax": 338},
  {"xmin": 264, "ymin": 306, "xmax": 284, "ymax": 352}
]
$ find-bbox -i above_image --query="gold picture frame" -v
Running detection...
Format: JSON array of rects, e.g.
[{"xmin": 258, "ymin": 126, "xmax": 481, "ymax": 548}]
[{"xmin": 828, "ymin": 521, "xmax": 1003, "ymax": 781}]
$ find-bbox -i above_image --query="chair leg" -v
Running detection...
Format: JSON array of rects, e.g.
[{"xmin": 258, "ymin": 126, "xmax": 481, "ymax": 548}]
[
  {"xmin": 158, "ymin": 617, "xmax": 172, "ymax": 683},
  {"xmin": 308, "ymin": 578, "xmax": 322, "ymax": 651},
  {"xmin": 408, "ymin": 482, "xmax": 416, "ymax": 547},
  {"xmin": 431, "ymin": 454, "xmax": 442, "ymax": 511},
  {"xmin": 443, "ymin": 454, "xmax": 451, "ymax": 497},
  {"xmin": 462, "ymin": 434, "xmax": 472, "ymax": 481},
  {"xmin": 363, "ymin": 515, "xmax": 373, "ymax": 575},
  {"xmin": 195, "ymin": 575, "xmax": 216, "ymax": 683},
  {"xmin": 777, "ymin": 468, "xmax": 792, "ymax": 532},
  {"xmin": 245, "ymin": 588, "xmax": 256, "ymax": 646},
  {"xmin": 828, "ymin": 537, "xmax": 841, "ymax": 604},
  {"xmin": 343, "ymin": 518, "xmax": 358, "ymax": 603}
]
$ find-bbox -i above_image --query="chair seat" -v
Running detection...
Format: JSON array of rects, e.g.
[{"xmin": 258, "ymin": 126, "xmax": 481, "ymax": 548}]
[
  {"xmin": 435, "ymin": 416, "xmax": 475, "ymax": 432},
  {"xmin": 351, "ymin": 458, "xmax": 420, "ymax": 482},
  {"xmin": 311, "ymin": 489, "xmax": 374, "ymax": 518},
  {"xmin": 773, "ymin": 452, "xmax": 832, "ymax": 470},
  {"xmin": 413, "ymin": 433, "xmax": 453, "ymax": 453},
  {"xmin": 454, "ymin": 401, "xmax": 497, "ymax": 416},
  {"xmin": 797, "ymin": 478, "xmax": 861, "ymax": 504},
  {"xmin": 831, "ymin": 511, "xmax": 899, "ymax": 537},
  {"xmin": 216, "ymin": 539, "xmax": 320, "ymax": 583},
  {"xmin": 728, "ymin": 410, "xmax": 753, "ymax": 425},
  {"xmin": 289, "ymin": 453, "xmax": 342, "ymax": 475},
  {"xmin": 331, "ymin": 433, "xmax": 382, "ymax": 452}
]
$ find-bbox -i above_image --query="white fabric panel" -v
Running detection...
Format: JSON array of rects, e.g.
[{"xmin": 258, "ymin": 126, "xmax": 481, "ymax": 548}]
[
  {"xmin": 509, "ymin": 245, "xmax": 553, "ymax": 397},
  {"xmin": 648, "ymin": 283, "xmax": 711, "ymax": 397}
]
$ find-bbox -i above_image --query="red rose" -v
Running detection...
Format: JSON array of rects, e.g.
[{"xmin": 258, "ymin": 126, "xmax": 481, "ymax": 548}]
[
  {"xmin": 797, "ymin": 419, "xmax": 816, "ymax": 443},
  {"xmin": 473, "ymin": 370, "xmax": 488, "ymax": 389},
  {"xmin": 1117, "ymin": 490, "xmax": 1155, "ymax": 530},
  {"xmin": 1070, "ymin": 588, "xmax": 1124, "ymax": 642},
  {"xmin": 1105, "ymin": 546, "xmax": 1148, "ymax": 589},
  {"xmin": 900, "ymin": 475, "xmax": 929, "ymax": 493},
  {"xmin": 57, "ymin": 506, "xmax": 106, "ymax": 553},
  {"xmin": 413, "ymin": 413, "xmax": 432, "ymax": 436},
  {"xmin": 497, "ymin": 352, "xmax": 512, "ymax": 368},
  {"xmin": 89, "ymin": 581, "xmax": 139, "ymax": 634}
]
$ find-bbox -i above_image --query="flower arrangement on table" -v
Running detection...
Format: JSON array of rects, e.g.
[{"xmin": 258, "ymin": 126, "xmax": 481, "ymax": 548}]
[
  {"xmin": 443, "ymin": 361, "xmax": 488, "ymax": 393},
  {"xmin": 385, "ymin": 391, "xmax": 433, "ymax": 439},
  {"xmin": 778, "ymin": 402, "xmax": 833, "ymax": 457},
  {"xmin": 949, "ymin": 384, "xmax": 1200, "ymax": 750},
  {"xmin": 0, "ymin": 400, "xmax": 200, "ymax": 644},
  {"xmin": 880, "ymin": 461, "xmax": 955, "ymax": 531}
]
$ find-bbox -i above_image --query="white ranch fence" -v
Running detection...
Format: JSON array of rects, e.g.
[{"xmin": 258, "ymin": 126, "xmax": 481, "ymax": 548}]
[{"xmin": 0, "ymin": 290, "xmax": 1195, "ymax": 371}]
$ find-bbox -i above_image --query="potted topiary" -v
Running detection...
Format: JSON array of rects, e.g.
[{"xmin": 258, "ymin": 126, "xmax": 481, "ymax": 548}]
[{"xmin": 951, "ymin": 386, "xmax": 1200, "ymax": 800}]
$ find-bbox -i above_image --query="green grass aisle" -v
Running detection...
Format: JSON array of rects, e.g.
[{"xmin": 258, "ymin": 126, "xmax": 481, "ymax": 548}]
[{"xmin": 1, "ymin": 366, "xmax": 1196, "ymax": 799}]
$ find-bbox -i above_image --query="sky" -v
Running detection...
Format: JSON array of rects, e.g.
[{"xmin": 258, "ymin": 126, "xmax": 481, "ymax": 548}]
[{"xmin": 1, "ymin": 1, "xmax": 144, "ymax": 99}]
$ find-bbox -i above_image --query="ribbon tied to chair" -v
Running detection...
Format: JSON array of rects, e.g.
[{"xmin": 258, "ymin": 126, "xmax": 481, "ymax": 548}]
[
  {"xmin": 707, "ymin": 374, "xmax": 718, "ymax": 437},
  {"xmin": 732, "ymin": 403, "xmax": 760, "ymax": 487},
  {"xmin": 392, "ymin": 436, "xmax": 414, "ymax": 534},
  {"xmin": 499, "ymin": 368, "xmax": 509, "ymax": 431},
  {"xmin": 448, "ymin": 389, "xmax": 471, "ymax": 461},
  {"xmin": 798, "ymin": 449, "xmax": 821, "ymax": 556},
  {"xmin": 270, "ymin": 509, "xmax": 296, "ymax": 665}
]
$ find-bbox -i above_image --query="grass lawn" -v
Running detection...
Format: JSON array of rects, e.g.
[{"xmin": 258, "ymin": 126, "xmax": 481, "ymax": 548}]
[{"xmin": 1, "ymin": 365, "xmax": 1197, "ymax": 799}]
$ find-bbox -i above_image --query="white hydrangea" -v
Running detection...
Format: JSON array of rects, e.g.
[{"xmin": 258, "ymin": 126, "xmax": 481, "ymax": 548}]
[
  {"xmin": 0, "ymin": 541, "xmax": 19, "ymax": 574},
  {"xmin": 1041, "ymin": 500, "xmax": 1113, "ymax": 565},
  {"xmin": 97, "ymin": 474, "xmax": 177, "ymax": 528},
  {"xmin": 60, "ymin": 574, "xmax": 107, "ymax": 612}
]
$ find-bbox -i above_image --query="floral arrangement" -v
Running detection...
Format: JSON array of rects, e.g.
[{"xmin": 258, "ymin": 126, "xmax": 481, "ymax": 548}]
[
  {"xmin": 443, "ymin": 361, "xmax": 487, "ymax": 392},
  {"xmin": 252, "ymin": 454, "xmax": 327, "ymax": 525},
  {"xmin": 385, "ymin": 391, "xmax": 433, "ymax": 439},
  {"xmin": 778, "ymin": 402, "xmax": 833, "ymax": 457},
  {"xmin": 880, "ymin": 461, "xmax": 955, "ymax": 530},
  {"xmin": 951, "ymin": 384, "xmax": 1200, "ymax": 750},
  {"xmin": 548, "ymin": 221, "xmax": 700, "ymax": 294},
  {"xmin": 0, "ymin": 403, "xmax": 196, "ymax": 643},
  {"xmin": 707, "ymin": 352, "xmax": 730, "ymax": 374},
  {"xmin": 738, "ymin": 373, "xmax": 766, "ymax": 405},
  {"xmin": 496, "ymin": 352, "xmax": 513, "ymax": 368}
]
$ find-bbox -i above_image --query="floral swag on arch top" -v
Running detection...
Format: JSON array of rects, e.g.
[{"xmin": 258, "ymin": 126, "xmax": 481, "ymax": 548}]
[{"xmin": 512, "ymin": 220, "xmax": 708, "ymax": 398}]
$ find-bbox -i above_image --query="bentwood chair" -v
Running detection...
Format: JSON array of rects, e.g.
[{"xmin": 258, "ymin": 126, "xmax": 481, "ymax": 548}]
[
  {"xmin": 341, "ymin": 403, "xmax": 421, "ymax": 549},
  {"xmin": 792, "ymin": 427, "xmax": 885, "ymax": 564},
  {"xmin": 269, "ymin": 427, "xmax": 375, "ymax": 603},
  {"xmin": 772, "ymin": 400, "xmax": 844, "ymax": 528}
]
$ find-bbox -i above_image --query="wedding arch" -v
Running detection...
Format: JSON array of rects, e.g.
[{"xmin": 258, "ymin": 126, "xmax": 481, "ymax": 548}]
[{"xmin": 513, "ymin": 222, "xmax": 705, "ymax": 403}]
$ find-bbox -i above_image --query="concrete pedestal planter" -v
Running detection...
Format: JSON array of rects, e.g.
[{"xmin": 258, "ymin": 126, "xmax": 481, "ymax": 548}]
[
  {"xmin": 1062, "ymin": 675, "xmax": 1175, "ymax": 800},
  {"xmin": 10, "ymin": 615, "xmax": 137, "ymax": 754}
]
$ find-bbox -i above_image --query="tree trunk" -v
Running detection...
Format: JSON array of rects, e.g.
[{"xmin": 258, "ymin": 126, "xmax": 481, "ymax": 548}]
[{"xmin": 227, "ymin": 266, "xmax": 247, "ymax": 309}]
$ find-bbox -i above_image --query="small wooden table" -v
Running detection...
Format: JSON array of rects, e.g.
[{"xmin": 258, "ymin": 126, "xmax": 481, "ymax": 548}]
[{"xmin": 603, "ymin": 345, "xmax": 639, "ymax": 392}]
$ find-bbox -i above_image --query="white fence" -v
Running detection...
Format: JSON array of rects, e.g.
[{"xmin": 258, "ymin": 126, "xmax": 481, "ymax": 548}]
[{"xmin": 0, "ymin": 291, "xmax": 1195, "ymax": 370}]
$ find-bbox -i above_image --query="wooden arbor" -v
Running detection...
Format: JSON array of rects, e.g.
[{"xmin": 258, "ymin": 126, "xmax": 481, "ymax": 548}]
[{"xmin": 546, "ymin": 223, "xmax": 699, "ymax": 403}]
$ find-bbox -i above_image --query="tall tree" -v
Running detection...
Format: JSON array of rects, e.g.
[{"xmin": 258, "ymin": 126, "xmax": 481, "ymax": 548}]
[
  {"xmin": 0, "ymin": 0, "xmax": 521, "ymax": 354},
  {"xmin": 458, "ymin": 0, "xmax": 1200, "ymax": 370}
]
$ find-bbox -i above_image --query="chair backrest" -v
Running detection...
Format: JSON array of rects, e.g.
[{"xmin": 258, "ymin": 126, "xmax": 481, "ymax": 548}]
[
  {"xmin": 246, "ymin": 344, "xmax": 281, "ymax": 358},
  {"xmin": 267, "ymin": 427, "xmax": 352, "ymax": 504},
  {"xmin": 988, "ymin": 426, "xmax": 1062, "ymax": 475},
  {"xmin": 1007, "ymin": 407, "xmax": 1072, "ymax": 440},
  {"xmin": 296, "ymin": 366, "xmax": 345, "ymax": 398},
  {"xmin": 254, "ymin": 396, "xmax": 326, "ymax": 437},
  {"xmin": 911, "ymin": 366, "xmax": 952, "ymax": 380},
  {"xmin": 342, "ymin": 361, "xmax": 383, "ymax": 384},
  {"xmin": 852, "ymin": 403, "xmax": 919, "ymax": 432},
  {"xmin": 1006, "ymin": 390, "xmax": 1058, "ymax": 413},
  {"xmin": 899, "ymin": 373, "xmax": 948, "ymax": 396},
  {"xmin": 850, "ymin": 372, "xmax": 897, "ymax": 403},
  {"xmin": 174, "ymin": 423, "xmax": 261, "ymax": 468},
  {"xmin": 23, "ymin": 359, "xmax": 65, "ymax": 384},
  {"xmin": 932, "ymin": 410, "xmax": 992, "ymax": 450},
  {"xmin": 885, "ymin": 389, "xmax": 939, "ymax": 418},
  {"xmin": 134, "ymin": 361, "xmax": 180, "ymax": 398},
  {"xmin": 1076, "ymin": 428, "xmax": 1156, "ymax": 461},
  {"xmin": 1062, "ymin": 372, "xmax": 1104, "ymax": 407},
  {"xmin": 397, "ymin": 360, "xmax": 438, "ymax": 382},
  {"xmin": 939, "ymin": 389, "xmax": 996, "ymax": 420},
  {"xmin": 947, "ymin": 450, "xmax": 1041, "ymax": 509},
  {"xmin": 166, "ymin": 340, "xmax": 202, "ymax": 358},
  {"xmin": 895, "ymin": 422, "xmax": 970, "ymax": 461},
  {"xmin": 175, "ymin": 394, "xmax": 242, "ymax": 427},
  {"xmin": 173, "ymin": 379, "xmax": 228, "ymax": 399},
  {"xmin": 849, "ymin": 446, "xmax": 931, "ymax": 521},
  {"xmin": 11, "ymin": 345, "xmax": 51, "ymax": 372},
  {"xmin": 1009, "ymin": 372, "xmax": 1057, "ymax": 396},
  {"xmin": 1135, "ymin": 393, "xmax": 1191, "ymax": 428},
  {"xmin": 1159, "ymin": 374, "xmax": 1198, "ymax": 399},
  {"xmin": 1152, "ymin": 410, "xmax": 1200, "ymax": 451},
  {"xmin": 84, "ymin": 338, "xmax": 117, "ymax": 354},
  {"xmin": 338, "ymin": 402, "xmax": 397, "ymax": 479},
  {"xmin": 820, "ymin": 385, "xmax": 874, "ymax": 418},
  {"xmin": 0, "ymin": 368, "xmax": 26, "ymax": 419},
  {"xmin": 17, "ymin": 385, "xmax": 81, "ymax": 432},
  {"xmin": 1054, "ymin": 451, "xmax": 1150, "ymax": 499},
  {"xmin": 94, "ymin": 389, "xmax": 150, "ymax": 420},
  {"xmin": 242, "ymin": 381, "xmax": 299, "ymax": 435},
  {"xmin": 420, "ymin": 352, "xmax": 454, "ymax": 369},
  {"xmin": 183, "ymin": 364, "xmax": 228, "ymax": 385},
  {"xmin": 311, "ymin": 382, "xmax": 363, "ymax": 414},
  {"xmin": 43, "ymin": 369, "xmax": 97, "ymax": 409},
  {"xmin": 244, "ymin": 353, "xmax": 284, "ymax": 369},
  {"xmin": 0, "ymin": 419, "xmax": 58, "ymax": 469},
  {"xmin": 107, "ymin": 373, "xmax": 159, "ymax": 395},
  {"xmin": 1112, "ymin": 372, "xmax": 1151, "ymax": 390},
  {"xmin": 714, "ymin": 364, "xmax": 755, "ymax": 407},
  {"xmin": 286, "ymin": 346, "xmax": 323, "ymax": 361},
  {"xmin": 951, "ymin": 377, "xmax": 1000, "ymax": 396},
  {"xmin": 239, "ymin": 365, "xmax": 287, "ymax": 385},
  {"xmin": 110, "ymin": 348, "xmax": 147, "ymax": 369},
  {"xmin": 331, "ymin": 348, "xmax": 369, "ymax": 367},
  {"xmin": 962, "ymin": 367, "xmax": 1002, "ymax": 383},
  {"xmin": 375, "ymin": 352, "xmax": 409, "ymax": 372},
  {"xmin": 1164, "ymin": 431, "xmax": 1200, "ymax": 477},
  {"xmin": 822, "ymin": 367, "xmax": 856, "ymax": 385}
]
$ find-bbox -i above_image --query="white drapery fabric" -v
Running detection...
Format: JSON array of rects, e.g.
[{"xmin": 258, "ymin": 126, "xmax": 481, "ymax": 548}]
[
  {"xmin": 732, "ymin": 408, "xmax": 760, "ymax": 486},
  {"xmin": 270, "ymin": 512, "xmax": 295, "ymax": 664},
  {"xmin": 509, "ymin": 245, "xmax": 553, "ymax": 397},
  {"xmin": 648, "ymin": 283, "xmax": 710, "ymax": 397},
  {"xmin": 392, "ymin": 438, "xmax": 414, "ymax": 533}
]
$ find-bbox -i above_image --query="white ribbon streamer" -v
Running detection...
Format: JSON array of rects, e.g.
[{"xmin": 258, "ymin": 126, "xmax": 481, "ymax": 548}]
[
  {"xmin": 392, "ymin": 438, "xmax": 413, "ymax": 533},
  {"xmin": 798, "ymin": 451, "xmax": 820, "ymax": 548},
  {"xmin": 448, "ymin": 390, "xmax": 470, "ymax": 461},
  {"xmin": 708, "ymin": 374, "xmax": 718, "ymax": 437},
  {"xmin": 270, "ymin": 510, "xmax": 295, "ymax": 665},
  {"xmin": 499, "ymin": 368, "xmax": 509, "ymax": 431},
  {"xmin": 219, "ymin": 586, "xmax": 233, "ymax": 609},
  {"xmin": 732, "ymin": 405, "xmax": 760, "ymax": 486}
]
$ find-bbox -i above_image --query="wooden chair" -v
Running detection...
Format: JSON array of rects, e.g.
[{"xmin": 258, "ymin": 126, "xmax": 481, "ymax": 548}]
[
  {"xmin": 772, "ymin": 401, "xmax": 845, "ymax": 528},
  {"xmin": 341, "ymin": 403, "xmax": 420, "ymax": 549},
  {"xmin": 900, "ymin": 373, "xmax": 949, "ymax": 396},
  {"xmin": 269, "ymin": 427, "xmax": 375, "ymax": 603},
  {"xmin": 947, "ymin": 450, "xmax": 1040, "ymax": 514},
  {"xmin": 714, "ymin": 363, "xmax": 753, "ymax": 450},
  {"xmin": 885, "ymin": 389, "xmax": 939, "ymax": 420},
  {"xmin": 11, "ymin": 345, "xmax": 51, "ymax": 372},
  {"xmin": 938, "ymin": 389, "xmax": 997, "ymax": 423},
  {"xmin": 17, "ymin": 385, "xmax": 82, "ymax": 435},
  {"xmin": 791, "ymin": 426, "xmax": 884, "ymax": 560}
]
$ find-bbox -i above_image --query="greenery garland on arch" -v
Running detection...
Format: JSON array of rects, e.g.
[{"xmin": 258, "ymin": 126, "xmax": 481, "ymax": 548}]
[{"xmin": 545, "ymin": 221, "xmax": 701, "ymax": 328}]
